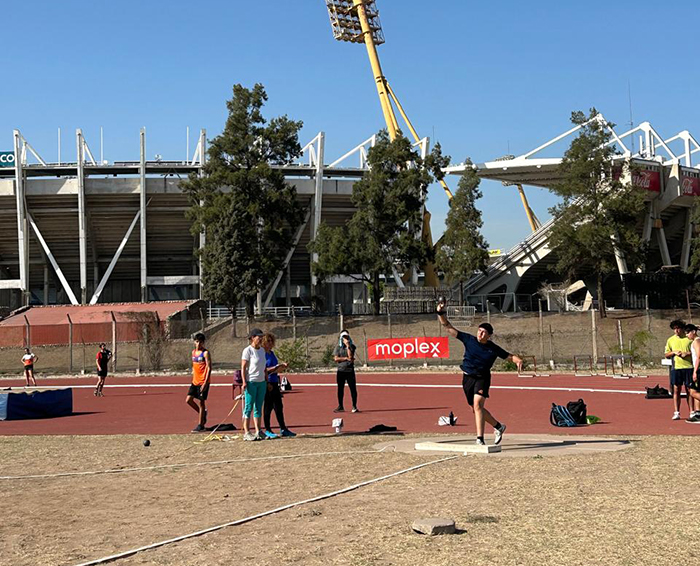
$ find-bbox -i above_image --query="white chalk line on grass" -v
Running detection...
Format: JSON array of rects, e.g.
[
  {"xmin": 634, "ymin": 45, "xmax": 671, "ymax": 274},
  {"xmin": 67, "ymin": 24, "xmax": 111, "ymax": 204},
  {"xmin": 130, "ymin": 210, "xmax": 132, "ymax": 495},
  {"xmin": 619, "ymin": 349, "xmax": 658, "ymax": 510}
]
[
  {"xmin": 72, "ymin": 454, "xmax": 458, "ymax": 566},
  {"xmin": 14, "ymin": 382, "xmax": 647, "ymax": 395},
  {"xmin": 0, "ymin": 449, "xmax": 392, "ymax": 481}
]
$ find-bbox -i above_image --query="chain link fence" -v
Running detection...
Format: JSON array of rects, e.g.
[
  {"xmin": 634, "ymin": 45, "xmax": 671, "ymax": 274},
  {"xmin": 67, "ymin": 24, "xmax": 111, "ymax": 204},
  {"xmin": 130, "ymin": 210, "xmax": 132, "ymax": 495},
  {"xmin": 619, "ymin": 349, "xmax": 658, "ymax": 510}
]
[{"xmin": 0, "ymin": 308, "xmax": 693, "ymax": 376}]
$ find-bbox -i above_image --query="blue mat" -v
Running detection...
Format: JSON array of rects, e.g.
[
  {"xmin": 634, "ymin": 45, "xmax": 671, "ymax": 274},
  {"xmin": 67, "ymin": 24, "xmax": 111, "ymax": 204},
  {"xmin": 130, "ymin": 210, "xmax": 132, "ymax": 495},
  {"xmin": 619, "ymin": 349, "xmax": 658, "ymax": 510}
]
[{"xmin": 0, "ymin": 388, "xmax": 73, "ymax": 420}]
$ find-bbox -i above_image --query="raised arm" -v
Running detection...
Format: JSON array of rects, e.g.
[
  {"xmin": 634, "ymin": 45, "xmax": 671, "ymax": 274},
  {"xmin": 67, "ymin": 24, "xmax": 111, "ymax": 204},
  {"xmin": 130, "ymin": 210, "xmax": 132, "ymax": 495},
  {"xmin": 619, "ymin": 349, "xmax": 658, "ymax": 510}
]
[{"xmin": 436, "ymin": 300, "xmax": 459, "ymax": 338}]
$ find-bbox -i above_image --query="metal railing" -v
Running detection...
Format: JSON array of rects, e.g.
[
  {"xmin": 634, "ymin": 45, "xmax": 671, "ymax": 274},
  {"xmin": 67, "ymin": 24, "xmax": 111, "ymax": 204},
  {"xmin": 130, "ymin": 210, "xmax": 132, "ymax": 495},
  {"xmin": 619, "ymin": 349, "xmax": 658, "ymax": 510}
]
[{"xmin": 207, "ymin": 305, "xmax": 312, "ymax": 319}]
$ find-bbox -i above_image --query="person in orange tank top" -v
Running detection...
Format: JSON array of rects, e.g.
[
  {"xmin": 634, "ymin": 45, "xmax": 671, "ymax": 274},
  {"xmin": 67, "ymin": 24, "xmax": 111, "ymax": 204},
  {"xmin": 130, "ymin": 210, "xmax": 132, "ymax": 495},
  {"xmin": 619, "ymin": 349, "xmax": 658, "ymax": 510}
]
[{"xmin": 186, "ymin": 333, "xmax": 211, "ymax": 433}]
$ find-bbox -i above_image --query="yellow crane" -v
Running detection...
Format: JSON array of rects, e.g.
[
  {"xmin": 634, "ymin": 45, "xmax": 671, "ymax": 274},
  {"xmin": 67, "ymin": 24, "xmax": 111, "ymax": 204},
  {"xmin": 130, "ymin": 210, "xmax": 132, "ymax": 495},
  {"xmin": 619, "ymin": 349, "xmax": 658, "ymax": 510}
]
[{"xmin": 325, "ymin": 0, "xmax": 539, "ymax": 286}]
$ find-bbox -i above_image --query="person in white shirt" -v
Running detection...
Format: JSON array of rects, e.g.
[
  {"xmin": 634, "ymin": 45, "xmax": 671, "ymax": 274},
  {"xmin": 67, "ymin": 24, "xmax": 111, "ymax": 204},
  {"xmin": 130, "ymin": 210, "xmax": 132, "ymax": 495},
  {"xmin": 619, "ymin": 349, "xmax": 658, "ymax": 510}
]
[
  {"xmin": 241, "ymin": 328, "xmax": 268, "ymax": 441},
  {"xmin": 21, "ymin": 348, "xmax": 37, "ymax": 387}
]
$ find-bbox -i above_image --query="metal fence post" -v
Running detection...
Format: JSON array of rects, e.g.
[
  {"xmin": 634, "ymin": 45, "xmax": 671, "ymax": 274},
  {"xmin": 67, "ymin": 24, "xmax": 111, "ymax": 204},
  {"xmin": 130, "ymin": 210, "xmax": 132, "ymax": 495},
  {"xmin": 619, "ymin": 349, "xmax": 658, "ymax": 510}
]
[
  {"xmin": 24, "ymin": 315, "xmax": 30, "ymax": 349},
  {"xmin": 111, "ymin": 311, "xmax": 117, "ymax": 373},
  {"xmin": 363, "ymin": 329, "xmax": 368, "ymax": 369},
  {"xmin": 591, "ymin": 308, "xmax": 598, "ymax": 366},
  {"xmin": 67, "ymin": 314, "xmax": 73, "ymax": 373},
  {"xmin": 538, "ymin": 300, "xmax": 544, "ymax": 363},
  {"xmin": 292, "ymin": 307, "xmax": 297, "ymax": 341},
  {"xmin": 338, "ymin": 303, "xmax": 344, "ymax": 333}
]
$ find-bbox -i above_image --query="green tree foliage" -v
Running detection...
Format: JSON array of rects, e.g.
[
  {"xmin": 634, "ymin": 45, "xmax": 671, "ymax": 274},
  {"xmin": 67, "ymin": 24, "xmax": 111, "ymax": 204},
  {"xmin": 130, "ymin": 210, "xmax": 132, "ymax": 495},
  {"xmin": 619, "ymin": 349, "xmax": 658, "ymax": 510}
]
[
  {"xmin": 548, "ymin": 109, "xmax": 646, "ymax": 318},
  {"xmin": 309, "ymin": 130, "xmax": 449, "ymax": 315},
  {"xmin": 435, "ymin": 159, "xmax": 489, "ymax": 302},
  {"xmin": 181, "ymin": 84, "xmax": 305, "ymax": 317},
  {"xmin": 689, "ymin": 203, "xmax": 700, "ymax": 274}
]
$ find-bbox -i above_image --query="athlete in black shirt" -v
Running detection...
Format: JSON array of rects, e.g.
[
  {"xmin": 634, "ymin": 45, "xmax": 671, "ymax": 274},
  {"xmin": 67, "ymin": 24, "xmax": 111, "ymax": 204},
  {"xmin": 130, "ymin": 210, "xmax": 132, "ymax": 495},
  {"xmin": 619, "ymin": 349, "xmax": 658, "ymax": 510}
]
[{"xmin": 437, "ymin": 299, "xmax": 522, "ymax": 446}]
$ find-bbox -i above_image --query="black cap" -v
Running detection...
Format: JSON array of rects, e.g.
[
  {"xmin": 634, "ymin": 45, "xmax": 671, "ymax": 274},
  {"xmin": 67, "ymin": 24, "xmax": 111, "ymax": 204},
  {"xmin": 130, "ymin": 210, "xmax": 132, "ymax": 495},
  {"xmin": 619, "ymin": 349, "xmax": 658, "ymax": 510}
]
[{"xmin": 248, "ymin": 328, "xmax": 264, "ymax": 339}]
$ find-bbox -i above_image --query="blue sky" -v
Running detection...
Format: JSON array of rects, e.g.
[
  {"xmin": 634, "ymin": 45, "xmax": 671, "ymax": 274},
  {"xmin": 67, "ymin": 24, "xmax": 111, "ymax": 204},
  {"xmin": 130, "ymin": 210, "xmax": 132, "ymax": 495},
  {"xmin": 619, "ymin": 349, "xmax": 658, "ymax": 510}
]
[{"xmin": 4, "ymin": 1, "xmax": 700, "ymax": 251}]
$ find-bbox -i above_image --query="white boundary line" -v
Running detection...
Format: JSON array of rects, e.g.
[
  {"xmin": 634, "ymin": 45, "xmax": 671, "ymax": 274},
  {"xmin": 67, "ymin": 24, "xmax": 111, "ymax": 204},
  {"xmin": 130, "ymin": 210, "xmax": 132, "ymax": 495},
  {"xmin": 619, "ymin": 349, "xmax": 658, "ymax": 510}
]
[
  {"xmin": 0, "ymin": 450, "xmax": 388, "ymax": 481},
  {"xmin": 72, "ymin": 455, "xmax": 458, "ymax": 566},
  {"xmin": 9, "ymin": 382, "xmax": 647, "ymax": 395}
]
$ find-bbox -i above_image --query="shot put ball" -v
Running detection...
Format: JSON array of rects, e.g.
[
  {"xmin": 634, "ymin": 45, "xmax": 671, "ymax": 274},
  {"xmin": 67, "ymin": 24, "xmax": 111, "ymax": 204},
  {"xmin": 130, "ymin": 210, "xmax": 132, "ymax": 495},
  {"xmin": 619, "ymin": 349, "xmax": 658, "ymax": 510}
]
[{"xmin": 143, "ymin": 439, "xmax": 151, "ymax": 447}]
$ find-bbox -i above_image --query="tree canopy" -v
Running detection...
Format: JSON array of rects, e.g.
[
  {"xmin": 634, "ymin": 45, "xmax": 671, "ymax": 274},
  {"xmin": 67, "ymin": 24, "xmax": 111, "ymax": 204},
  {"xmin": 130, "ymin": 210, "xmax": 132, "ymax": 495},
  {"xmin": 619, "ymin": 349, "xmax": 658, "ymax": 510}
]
[
  {"xmin": 548, "ymin": 109, "xmax": 646, "ymax": 317},
  {"xmin": 309, "ymin": 130, "xmax": 449, "ymax": 314},
  {"xmin": 435, "ymin": 159, "xmax": 489, "ymax": 301},
  {"xmin": 181, "ymin": 84, "xmax": 305, "ymax": 316}
]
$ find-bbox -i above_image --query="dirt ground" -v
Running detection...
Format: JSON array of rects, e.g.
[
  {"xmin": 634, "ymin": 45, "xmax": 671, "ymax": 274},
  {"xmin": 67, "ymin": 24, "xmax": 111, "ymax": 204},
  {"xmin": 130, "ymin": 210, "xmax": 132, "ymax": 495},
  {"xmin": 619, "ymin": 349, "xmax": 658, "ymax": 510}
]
[{"xmin": 1, "ymin": 433, "xmax": 699, "ymax": 566}]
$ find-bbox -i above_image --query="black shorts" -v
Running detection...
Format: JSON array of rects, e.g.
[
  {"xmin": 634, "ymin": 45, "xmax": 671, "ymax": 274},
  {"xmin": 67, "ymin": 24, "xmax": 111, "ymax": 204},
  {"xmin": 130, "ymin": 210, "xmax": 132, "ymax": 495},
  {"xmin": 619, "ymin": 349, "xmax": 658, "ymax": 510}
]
[
  {"xmin": 462, "ymin": 373, "xmax": 490, "ymax": 406},
  {"xmin": 97, "ymin": 368, "xmax": 108, "ymax": 378},
  {"xmin": 671, "ymin": 368, "xmax": 693, "ymax": 388},
  {"xmin": 689, "ymin": 379, "xmax": 700, "ymax": 392},
  {"xmin": 187, "ymin": 383, "xmax": 209, "ymax": 401},
  {"xmin": 24, "ymin": 365, "xmax": 33, "ymax": 372}
]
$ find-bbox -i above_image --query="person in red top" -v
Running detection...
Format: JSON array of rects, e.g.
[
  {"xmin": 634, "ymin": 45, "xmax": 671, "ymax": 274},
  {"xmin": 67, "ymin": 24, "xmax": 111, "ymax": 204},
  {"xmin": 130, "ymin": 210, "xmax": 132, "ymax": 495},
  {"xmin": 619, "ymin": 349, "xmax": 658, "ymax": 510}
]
[
  {"xmin": 187, "ymin": 333, "xmax": 211, "ymax": 433},
  {"xmin": 94, "ymin": 343, "xmax": 112, "ymax": 397}
]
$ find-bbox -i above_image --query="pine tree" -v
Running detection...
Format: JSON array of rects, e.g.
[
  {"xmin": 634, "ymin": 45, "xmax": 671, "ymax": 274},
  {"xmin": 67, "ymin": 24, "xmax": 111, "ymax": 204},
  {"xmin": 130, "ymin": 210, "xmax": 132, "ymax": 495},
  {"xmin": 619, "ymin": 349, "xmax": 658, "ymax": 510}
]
[
  {"xmin": 309, "ymin": 130, "xmax": 449, "ymax": 315},
  {"xmin": 181, "ymin": 84, "xmax": 305, "ymax": 320},
  {"xmin": 435, "ymin": 160, "xmax": 489, "ymax": 304},
  {"xmin": 548, "ymin": 109, "xmax": 646, "ymax": 317}
]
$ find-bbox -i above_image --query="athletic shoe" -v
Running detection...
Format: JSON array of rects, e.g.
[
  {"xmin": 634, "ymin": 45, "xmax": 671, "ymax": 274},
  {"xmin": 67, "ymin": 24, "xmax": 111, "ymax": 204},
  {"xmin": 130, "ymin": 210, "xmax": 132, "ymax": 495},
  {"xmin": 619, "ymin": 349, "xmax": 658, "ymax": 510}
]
[
  {"xmin": 243, "ymin": 431, "xmax": 256, "ymax": 441},
  {"xmin": 264, "ymin": 430, "xmax": 278, "ymax": 439},
  {"xmin": 475, "ymin": 438, "xmax": 486, "ymax": 446},
  {"xmin": 191, "ymin": 424, "xmax": 206, "ymax": 433},
  {"xmin": 686, "ymin": 414, "xmax": 700, "ymax": 423},
  {"xmin": 691, "ymin": 412, "xmax": 699, "ymax": 420},
  {"xmin": 280, "ymin": 429, "xmax": 296, "ymax": 437},
  {"xmin": 494, "ymin": 423, "xmax": 506, "ymax": 445},
  {"xmin": 334, "ymin": 407, "xmax": 345, "ymax": 413},
  {"xmin": 256, "ymin": 430, "xmax": 267, "ymax": 441},
  {"xmin": 672, "ymin": 412, "xmax": 681, "ymax": 420},
  {"xmin": 352, "ymin": 407, "xmax": 359, "ymax": 413},
  {"xmin": 93, "ymin": 390, "xmax": 98, "ymax": 397}
]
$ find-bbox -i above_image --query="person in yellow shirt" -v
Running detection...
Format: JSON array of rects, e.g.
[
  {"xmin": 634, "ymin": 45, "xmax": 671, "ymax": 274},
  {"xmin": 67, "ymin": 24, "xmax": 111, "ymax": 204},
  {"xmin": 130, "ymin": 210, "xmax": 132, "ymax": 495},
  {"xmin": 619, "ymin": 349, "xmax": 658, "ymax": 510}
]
[{"xmin": 665, "ymin": 320, "xmax": 693, "ymax": 420}]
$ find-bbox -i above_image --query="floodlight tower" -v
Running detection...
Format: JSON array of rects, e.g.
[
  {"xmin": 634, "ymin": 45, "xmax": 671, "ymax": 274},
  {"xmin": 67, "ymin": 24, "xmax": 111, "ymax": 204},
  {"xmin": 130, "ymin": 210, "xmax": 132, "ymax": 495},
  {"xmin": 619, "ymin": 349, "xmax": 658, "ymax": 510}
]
[
  {"xmin": 326, "ymin": 0, "xmax": 541, "ymax": 236},
  {"xmin": 325, "ymin": 0, "xmax": 453, "ymax": 200},
  {"xmin": 326, "ymin": 0, "xmax": 448, "ymax": 287}
]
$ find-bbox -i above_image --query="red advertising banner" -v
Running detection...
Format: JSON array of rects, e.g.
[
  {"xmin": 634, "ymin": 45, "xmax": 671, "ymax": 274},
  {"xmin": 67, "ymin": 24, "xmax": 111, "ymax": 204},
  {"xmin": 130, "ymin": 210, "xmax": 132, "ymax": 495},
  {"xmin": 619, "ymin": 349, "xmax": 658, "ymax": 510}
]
[
  {"xmin": 612, "ymin": 166, "xmax": 660, "ymax": 192},
  {"xmin": 367, "ymin": 336, "xmax": 449, "ymax": 360},
  {"xmin": 632, "ymin": 169, "xmax": 660, "ymax": 192},
  {"xmin": 681, "ymin": 175, "xmax": 700, "ymax": 196}
]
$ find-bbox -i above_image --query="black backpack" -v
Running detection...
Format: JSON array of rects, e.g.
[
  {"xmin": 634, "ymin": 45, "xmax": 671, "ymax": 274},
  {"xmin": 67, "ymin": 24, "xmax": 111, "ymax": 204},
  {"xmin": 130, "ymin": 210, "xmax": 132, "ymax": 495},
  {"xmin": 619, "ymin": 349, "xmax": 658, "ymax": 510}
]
[
  {"xmin": 645, "ymin": 385, "xmax": 672, "ymax": 399},
  {"xmin": 566, "ymin": 399, "xmax": 587, "ymax": 425}
]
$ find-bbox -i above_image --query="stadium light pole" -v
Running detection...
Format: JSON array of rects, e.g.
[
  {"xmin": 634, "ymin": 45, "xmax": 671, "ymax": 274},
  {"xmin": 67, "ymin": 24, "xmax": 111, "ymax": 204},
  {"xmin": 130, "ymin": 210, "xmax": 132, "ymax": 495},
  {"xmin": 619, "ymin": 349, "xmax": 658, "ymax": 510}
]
[{"xmin": 326, "ymin": 0, "xmax": 398, "ymax": 140}]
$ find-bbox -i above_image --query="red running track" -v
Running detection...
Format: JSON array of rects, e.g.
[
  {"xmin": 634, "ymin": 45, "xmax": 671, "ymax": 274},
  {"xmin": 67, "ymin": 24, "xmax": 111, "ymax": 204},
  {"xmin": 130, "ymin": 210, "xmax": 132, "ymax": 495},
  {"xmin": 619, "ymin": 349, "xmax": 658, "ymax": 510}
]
[{"xmin": 0, "ymin": 372, "xmax": 696, "ymax": 436}]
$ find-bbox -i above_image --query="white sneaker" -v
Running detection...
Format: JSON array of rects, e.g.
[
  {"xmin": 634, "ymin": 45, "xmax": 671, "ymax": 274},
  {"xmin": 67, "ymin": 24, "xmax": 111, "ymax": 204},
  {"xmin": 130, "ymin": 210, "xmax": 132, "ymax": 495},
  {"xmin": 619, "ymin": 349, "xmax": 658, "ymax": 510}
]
[
  {"xmin": 494, "ymin": 423, "xmax": 506, "ymax": 445},
  {"xmin": 672, "ymin": 412, "xmax": 681, "ymax": 420},
  {"xmin": 475, "ymin": 438, "xmax": 486, "ymax": 446}
]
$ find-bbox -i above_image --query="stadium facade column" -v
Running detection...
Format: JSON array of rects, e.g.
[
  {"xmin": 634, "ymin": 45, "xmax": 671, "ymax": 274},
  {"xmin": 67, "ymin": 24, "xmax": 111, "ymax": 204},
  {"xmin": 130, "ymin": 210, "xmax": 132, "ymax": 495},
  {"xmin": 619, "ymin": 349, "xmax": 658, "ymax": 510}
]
[
  {"xmin": 680, "ymin": 208, "xmax": 693, "ymax": 271},
  {"xmin": 310, "ymin": 132, "xmax": 325, "ymax": 298},
  {"xmin": 198, "ymin": 129, "xmax": 206, "ymax": 301},
  {"xmin": 140, "ymin": 128, "xmax": 147, "ymax": 303},
  {"xmin": 76, "ymin": 129, "xmax": 88, "ymax": 304},
  {"xmin": 13, "ymin": 130, "xmax": 29, "ymax": 306}
]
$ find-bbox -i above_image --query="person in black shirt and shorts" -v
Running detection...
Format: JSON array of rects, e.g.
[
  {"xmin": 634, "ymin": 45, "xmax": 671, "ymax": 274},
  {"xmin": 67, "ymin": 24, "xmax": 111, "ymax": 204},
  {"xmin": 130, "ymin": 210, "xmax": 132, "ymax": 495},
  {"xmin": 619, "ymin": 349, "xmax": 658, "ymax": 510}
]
[
  {"xmin": 437, "ymin": 299, "xmax": 522, "ymax": 446},
  {"xmin": 333, "ymin": 330, "xmax": 358, "ymax": 413},
  {"xmin": 94, "ymin": 343, "xmax": 112, "ymax": 397}
]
